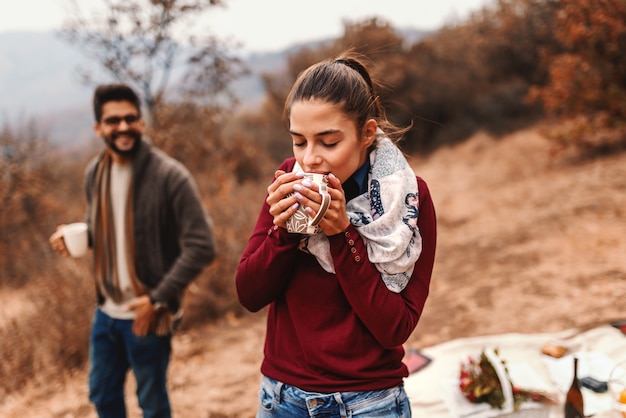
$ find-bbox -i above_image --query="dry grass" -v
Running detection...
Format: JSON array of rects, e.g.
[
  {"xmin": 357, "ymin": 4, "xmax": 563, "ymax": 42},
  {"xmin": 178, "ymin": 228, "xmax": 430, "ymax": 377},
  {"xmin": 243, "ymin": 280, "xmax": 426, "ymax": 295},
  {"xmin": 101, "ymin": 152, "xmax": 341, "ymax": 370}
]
[{"xmin": 0, "ymin": 260, "xmax": 92, "ymax": 395}]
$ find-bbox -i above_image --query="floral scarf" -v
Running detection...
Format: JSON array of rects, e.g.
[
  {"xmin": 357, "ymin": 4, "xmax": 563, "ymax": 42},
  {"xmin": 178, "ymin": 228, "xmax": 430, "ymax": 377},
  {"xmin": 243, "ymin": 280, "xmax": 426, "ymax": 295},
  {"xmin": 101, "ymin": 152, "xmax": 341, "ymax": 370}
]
[{"xmin": 298, "ymin": 132, "xmax": 422, "ymax": 293}]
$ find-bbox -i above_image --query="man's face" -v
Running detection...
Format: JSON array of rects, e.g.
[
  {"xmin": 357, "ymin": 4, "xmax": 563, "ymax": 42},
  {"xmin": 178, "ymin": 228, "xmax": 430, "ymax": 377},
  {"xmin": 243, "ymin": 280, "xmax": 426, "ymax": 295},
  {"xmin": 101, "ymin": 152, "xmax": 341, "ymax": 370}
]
[{"xmin": 93, "ymin": 101, "xmax": 144, "ymax": 159}]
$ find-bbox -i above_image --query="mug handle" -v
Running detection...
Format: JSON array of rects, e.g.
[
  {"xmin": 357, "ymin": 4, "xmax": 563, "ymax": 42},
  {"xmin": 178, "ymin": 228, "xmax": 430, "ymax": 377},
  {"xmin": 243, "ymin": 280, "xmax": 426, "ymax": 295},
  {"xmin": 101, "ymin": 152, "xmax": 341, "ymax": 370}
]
[{"xmin": 309, "ymin": 183, "xmax": 331, "ymax": 227}]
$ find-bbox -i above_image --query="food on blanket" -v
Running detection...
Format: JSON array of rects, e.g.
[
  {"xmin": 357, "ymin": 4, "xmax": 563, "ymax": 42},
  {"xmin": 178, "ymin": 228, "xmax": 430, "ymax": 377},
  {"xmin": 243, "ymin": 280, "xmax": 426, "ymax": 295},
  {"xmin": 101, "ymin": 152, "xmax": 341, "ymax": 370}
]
[
  {"xmin": 541, "ymin": 343, "xmax": 567, "ymax": 358},
  {"xmin": 459, "ymin": 349, "xmax": 557, "ymax": 410}
]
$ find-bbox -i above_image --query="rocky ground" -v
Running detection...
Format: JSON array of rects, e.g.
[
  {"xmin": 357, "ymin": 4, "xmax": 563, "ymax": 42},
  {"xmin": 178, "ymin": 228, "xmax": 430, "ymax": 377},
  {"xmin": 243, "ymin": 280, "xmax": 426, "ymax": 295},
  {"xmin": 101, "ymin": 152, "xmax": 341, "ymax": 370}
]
[{"xmin": 2, "ymin": 124, "xmax": 625, "ymax": 417}]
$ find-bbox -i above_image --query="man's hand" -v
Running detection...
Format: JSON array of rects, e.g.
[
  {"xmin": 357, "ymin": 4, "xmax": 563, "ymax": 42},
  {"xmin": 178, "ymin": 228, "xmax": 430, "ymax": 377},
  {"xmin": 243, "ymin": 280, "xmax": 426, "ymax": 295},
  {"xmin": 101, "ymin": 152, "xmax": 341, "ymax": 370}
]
[
  {"xmin": 49, "ymin": 225, "xmax": 70, "ymax": 257},
  {"xmin": 126, "ymin": 294, "xmax": 152, "ymax": 312},
  {"xmin": 129, "ymin": 295, "xmax": 158, "ymax": 336}
]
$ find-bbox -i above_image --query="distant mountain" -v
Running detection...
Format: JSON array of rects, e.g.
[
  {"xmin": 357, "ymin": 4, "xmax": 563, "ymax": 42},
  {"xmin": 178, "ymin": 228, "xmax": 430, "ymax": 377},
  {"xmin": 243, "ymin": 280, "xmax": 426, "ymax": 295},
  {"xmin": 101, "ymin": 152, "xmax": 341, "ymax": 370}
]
[
  {"xmin": 0, "ymin": 32, "xmax": 91, "ymax": 116},
  {"xmin": 0, "ymin": 31, "xmax": 99, "ymax": 146},
  {"xmin": 0, "ymin": 28, "xmax": 429, "ymax": 146}
]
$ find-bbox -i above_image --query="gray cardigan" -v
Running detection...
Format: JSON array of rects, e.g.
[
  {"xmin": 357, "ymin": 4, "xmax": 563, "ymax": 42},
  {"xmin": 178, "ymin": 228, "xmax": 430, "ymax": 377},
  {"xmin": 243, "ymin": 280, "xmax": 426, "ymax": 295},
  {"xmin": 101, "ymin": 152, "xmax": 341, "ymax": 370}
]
[{"xmin": 84, "ymin": 138, "xmax": 216, "ymax": 312}]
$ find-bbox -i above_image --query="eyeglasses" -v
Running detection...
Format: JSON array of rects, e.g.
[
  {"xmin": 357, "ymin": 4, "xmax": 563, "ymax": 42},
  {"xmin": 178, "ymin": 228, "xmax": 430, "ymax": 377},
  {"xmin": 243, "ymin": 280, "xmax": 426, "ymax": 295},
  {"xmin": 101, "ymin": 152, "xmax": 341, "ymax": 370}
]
[{"xmin": 102, "ymin": 114, "xmax": 141, "ymax": 126}]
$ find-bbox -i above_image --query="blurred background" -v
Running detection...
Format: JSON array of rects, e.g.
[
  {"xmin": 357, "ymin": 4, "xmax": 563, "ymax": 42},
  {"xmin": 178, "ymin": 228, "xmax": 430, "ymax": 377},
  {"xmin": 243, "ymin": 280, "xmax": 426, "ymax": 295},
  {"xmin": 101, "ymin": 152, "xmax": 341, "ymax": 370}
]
[{"xmin": 1, "ymin": 0, "xmax": 625, "ymax": 415}]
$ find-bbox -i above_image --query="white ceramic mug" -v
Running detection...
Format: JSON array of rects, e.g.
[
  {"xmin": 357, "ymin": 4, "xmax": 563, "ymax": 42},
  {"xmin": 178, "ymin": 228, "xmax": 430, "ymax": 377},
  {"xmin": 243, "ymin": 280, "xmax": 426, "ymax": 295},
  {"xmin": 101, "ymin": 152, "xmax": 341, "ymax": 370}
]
[
  {"xmin": 608, "ymin": 361, "xmax": 626, "ymax": 416},
  {"xmin": 286, "ymin": 173, "xmax": 331, "ymax": 234},
  {"xmin": 62, "ymin": 222, "xmax": 89, "ymax": 257}
]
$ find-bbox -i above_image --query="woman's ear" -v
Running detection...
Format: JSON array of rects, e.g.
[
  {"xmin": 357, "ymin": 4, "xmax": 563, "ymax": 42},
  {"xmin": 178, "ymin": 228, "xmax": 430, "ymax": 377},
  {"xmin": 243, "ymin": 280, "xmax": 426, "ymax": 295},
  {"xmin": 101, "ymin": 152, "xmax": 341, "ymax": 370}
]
[{"xmin": 363, "ymin": 119, "xmax": 378, "ymax": 147}]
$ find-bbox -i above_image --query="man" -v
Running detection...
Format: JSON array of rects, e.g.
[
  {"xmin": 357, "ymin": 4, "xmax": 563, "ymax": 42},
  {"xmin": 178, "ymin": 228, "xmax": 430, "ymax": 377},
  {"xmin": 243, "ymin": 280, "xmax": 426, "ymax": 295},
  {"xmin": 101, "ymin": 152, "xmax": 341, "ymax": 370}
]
[{"xmin": 49, "ymin": 83, "xmax": 216, "ymax": 417}]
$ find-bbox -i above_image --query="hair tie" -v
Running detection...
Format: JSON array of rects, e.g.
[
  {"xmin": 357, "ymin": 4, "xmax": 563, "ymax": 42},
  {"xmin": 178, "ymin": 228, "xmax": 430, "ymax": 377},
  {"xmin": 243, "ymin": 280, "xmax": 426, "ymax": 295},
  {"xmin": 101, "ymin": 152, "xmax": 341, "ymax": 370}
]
[{"xmin": 334, "ymin": 58, "xmax": 375, "ymax": 96}]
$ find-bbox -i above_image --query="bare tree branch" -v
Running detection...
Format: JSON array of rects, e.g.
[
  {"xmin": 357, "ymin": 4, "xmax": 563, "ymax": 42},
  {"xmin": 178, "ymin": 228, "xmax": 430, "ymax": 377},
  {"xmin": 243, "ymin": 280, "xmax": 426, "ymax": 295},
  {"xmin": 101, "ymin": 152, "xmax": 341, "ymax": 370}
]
[{"xmin": 60, "ymin": 0, "xmax": 247, "ymax": 124}]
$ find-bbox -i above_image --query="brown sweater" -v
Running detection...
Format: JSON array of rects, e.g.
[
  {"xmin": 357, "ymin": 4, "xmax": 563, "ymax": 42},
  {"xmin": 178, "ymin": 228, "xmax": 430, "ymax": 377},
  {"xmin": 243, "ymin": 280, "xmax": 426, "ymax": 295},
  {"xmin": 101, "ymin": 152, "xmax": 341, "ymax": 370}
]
[{"xmin": 84, "ymin": 139, "xmax": 216, "ymax": 313}]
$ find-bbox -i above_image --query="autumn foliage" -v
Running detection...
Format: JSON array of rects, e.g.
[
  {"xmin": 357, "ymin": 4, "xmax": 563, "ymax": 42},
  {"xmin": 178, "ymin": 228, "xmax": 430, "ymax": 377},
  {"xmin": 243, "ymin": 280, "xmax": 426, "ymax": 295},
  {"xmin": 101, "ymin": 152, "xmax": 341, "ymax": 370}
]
[
  {"xmin": 528, "ymin": 0, "xmax": 626, "ymax": 119},
  {"xmin": 252, "ymin": 0, "xmax": 625, "ymax": 154}
]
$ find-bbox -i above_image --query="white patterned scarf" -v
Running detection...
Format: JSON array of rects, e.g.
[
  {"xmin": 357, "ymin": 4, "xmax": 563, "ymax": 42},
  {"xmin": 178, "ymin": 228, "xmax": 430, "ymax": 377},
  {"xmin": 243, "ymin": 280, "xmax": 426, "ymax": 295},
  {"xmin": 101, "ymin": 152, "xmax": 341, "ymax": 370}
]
[{"xmin": 296, "ymin": 132, "xmax": 422, "ymax": 293}]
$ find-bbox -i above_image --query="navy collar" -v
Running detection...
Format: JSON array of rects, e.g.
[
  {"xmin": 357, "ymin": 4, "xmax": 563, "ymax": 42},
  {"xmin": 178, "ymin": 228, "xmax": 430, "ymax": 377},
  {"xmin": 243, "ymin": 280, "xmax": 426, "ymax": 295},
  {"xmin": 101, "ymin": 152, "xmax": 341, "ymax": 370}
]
[{"xmin": 343, "ymin": 158, "xmax": 370, "ymax": 201}]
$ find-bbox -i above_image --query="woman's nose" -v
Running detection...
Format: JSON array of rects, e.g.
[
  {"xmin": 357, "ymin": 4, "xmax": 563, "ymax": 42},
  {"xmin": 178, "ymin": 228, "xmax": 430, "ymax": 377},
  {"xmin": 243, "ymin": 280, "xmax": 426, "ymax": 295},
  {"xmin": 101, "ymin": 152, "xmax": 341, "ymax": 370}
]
[{"xmin": 302, "ymin": 146, "xmax": 320, "ymax": 167}]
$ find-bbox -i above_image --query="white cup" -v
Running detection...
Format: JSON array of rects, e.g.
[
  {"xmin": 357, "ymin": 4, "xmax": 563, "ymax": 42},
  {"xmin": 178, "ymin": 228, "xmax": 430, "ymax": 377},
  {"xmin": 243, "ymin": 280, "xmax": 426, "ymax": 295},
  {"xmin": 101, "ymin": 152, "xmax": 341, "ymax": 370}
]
[
  {"xmin": 62, "ymin": 222, "xmax": 89, "ymax": 257},
  {"xmin": 609, "ymin": 361, "xmax": 626, "ymax": 416},
  {"xmin": 286, "ymin": 173, "xmax": 331, "ymax": 234}
]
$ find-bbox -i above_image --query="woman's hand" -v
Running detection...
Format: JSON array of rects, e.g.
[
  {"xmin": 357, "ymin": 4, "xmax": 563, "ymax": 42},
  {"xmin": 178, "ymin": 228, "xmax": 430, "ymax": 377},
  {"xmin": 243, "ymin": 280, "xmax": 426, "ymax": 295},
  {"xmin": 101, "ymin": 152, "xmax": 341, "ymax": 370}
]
[
  {"xmin": 317, "ymin": 173, "xmax": 351, "ymax": 235},
  {"xmin": 266, "ymin": 170, "xmax": 302, "ymax": 229},
  {"xmin": 268, "ymin": 171, "xmax": 351, "ymax": 235}
]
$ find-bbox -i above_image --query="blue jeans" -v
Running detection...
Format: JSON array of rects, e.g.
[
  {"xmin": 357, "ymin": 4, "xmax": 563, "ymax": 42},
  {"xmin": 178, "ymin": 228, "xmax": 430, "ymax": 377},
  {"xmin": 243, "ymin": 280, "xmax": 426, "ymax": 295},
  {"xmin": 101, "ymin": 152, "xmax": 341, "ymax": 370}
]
[
  {"xmin": 256, "ymin": 376, "xmax": 411, "ymax": 418},
  {"xmin": 88, "ymin": 308, "xmax": 172, "ymax": 418}
]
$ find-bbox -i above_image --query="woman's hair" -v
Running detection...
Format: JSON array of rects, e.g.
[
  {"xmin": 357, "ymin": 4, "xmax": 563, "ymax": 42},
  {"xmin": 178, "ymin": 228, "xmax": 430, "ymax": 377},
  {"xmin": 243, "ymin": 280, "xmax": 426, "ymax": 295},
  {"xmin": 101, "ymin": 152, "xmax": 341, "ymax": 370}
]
[
  {"xmin": 283, "ymin": 50, "xmax": 408, "ymax": 143},
  {"xmin": 92, "ymin": 83, "xmax": 142, "ymax": 123}
]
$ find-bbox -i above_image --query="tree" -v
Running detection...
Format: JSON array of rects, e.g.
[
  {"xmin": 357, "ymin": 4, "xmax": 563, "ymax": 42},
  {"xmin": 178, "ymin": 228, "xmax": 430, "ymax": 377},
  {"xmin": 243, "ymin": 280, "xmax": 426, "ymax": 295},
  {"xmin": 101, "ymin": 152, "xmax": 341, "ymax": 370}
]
[
  {"xmin": 528, "ymin": 0, "xmax": 626, "ymax": 120},
  {"xmin": 60, "ymin": 0, "xmax": 247, "ymax": 124}
]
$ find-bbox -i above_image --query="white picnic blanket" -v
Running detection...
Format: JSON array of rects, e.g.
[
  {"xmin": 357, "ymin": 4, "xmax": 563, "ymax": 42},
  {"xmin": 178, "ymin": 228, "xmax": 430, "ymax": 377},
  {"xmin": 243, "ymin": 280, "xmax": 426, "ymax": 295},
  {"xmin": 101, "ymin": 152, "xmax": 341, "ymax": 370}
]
[{"xmin": 405, "ymin": 325, "xmax": 626, "ymax": 418}]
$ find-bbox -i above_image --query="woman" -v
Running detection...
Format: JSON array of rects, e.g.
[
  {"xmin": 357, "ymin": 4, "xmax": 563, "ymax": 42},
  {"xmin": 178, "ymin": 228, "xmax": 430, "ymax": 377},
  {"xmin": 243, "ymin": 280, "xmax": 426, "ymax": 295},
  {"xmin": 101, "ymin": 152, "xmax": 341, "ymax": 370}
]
[{"xmin": 236, "ymin": 51, "xmax": 437, "ymax": 417}]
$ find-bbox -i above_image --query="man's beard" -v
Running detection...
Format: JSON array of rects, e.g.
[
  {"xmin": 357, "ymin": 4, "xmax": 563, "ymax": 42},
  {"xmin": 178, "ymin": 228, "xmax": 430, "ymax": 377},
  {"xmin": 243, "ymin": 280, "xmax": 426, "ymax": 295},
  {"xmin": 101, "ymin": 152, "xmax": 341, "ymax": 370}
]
[{"xmin": 103, "ymin": 130, "xmax": 142, "ymax": 157}]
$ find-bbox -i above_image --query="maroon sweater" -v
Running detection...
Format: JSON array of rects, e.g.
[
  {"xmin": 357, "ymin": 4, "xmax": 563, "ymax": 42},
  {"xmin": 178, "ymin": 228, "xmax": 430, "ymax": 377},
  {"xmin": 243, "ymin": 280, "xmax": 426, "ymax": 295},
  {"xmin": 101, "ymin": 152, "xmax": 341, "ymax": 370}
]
[{"xmin": 236, "ymin": 158, "xmax": 437, "ymax": 392}]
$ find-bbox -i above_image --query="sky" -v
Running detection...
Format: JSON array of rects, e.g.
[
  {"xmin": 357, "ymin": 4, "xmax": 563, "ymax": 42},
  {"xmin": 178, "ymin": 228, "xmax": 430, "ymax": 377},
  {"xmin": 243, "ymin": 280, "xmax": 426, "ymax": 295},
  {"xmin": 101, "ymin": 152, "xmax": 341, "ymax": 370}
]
[{"xmin": 0, "ymin": 0, "xmax": 492, "ymax": 52}]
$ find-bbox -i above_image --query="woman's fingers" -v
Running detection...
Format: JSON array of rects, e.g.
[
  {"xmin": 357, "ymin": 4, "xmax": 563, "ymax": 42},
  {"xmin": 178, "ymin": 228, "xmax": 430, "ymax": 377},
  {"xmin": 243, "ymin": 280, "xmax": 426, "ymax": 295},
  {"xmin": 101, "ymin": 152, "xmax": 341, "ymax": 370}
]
[{"xmin": 266, "ymin": 171, "xmax": 351, "ymax": 232}]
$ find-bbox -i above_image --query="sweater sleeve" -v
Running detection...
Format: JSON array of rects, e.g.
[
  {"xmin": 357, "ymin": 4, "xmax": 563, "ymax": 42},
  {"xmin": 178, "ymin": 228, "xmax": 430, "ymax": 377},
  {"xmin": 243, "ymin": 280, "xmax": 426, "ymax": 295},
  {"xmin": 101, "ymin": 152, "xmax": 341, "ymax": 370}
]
[
  {"xmin": 329, "ymin": 177, "xmax": 436, "ymax": 348},
  {"xmin": 235, "ymin": 160, "xmax": 302, "ymax": 312},
  {"xmin": 150, "ymin": 164, "xmax": 216, "ymax": 305}
]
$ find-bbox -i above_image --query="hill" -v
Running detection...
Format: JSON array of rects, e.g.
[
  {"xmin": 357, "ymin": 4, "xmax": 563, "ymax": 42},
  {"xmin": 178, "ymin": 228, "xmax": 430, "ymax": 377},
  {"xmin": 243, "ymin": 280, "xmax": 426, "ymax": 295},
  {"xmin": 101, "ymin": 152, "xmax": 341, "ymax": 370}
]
[{"xmin": 1, "ymin": 122, "xmax": 624, "ymax": 417}]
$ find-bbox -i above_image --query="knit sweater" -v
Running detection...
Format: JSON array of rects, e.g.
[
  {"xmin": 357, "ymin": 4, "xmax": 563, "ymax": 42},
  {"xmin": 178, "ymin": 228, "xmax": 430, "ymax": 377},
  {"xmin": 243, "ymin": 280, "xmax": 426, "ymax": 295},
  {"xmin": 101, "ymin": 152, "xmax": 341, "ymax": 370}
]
[
  {"xmin": 84, "ymin": 139, "xmax": 216, "ymax": 313},
  {"xmin": 236, "ymin": 158, "xmax": 437, "ymax": 392}
]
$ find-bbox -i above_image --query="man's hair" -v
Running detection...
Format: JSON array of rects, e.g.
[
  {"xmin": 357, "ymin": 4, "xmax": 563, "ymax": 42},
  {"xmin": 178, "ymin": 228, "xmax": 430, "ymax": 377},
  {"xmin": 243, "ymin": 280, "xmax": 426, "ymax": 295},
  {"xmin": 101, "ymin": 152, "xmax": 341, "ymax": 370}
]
[{"xmin": 92, "ymin": 83, "xmax": 142, "ymax": 122}]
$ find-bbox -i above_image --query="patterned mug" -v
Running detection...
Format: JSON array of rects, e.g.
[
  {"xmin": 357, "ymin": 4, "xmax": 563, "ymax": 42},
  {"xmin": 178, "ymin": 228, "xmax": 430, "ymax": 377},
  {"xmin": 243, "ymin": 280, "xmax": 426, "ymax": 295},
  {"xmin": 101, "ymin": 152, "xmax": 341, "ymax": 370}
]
[{"xmin": 286, "ymin": 173, "xmax": 331, "ymax": 234}]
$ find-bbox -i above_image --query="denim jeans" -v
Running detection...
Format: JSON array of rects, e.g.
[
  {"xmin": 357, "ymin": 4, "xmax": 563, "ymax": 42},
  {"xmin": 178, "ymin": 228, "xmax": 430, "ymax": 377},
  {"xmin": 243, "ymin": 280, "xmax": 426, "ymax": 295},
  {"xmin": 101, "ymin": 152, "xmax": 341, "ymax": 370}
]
[
  {"xmin": 88, "ymin": 308, "xmax": 172, "ymax": 418},
  {"xmin": 256, "ymin": 376, "xmax": 412, "ymax": 418}
]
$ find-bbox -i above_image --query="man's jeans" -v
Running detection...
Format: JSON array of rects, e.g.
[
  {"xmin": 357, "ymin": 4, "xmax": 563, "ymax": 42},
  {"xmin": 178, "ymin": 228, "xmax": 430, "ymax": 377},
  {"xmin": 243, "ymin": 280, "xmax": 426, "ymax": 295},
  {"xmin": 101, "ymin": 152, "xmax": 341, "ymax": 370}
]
[
  {"xmin": 256, "ymin": 376, "xmax": 412, "ymax": 417},
  {"xmin": 88, "ymin": 308, "xmax": 172, "ymax": 418}
]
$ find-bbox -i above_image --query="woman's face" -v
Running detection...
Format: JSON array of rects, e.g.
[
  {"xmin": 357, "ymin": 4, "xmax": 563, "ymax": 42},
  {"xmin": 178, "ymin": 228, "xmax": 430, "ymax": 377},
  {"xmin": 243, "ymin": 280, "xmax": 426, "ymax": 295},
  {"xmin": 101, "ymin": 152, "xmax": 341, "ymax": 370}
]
[{"xmin": 289, "ymin": 99, "xmax": 377, "ymax": 183}]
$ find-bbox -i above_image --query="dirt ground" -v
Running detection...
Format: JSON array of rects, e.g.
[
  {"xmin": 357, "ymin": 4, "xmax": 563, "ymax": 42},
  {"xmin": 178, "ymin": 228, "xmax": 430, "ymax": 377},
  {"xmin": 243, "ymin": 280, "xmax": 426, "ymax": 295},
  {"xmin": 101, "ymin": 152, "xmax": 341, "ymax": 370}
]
[{"xmin": 2, "ymin": 125, "xmax": 625, "ymax": 417}]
